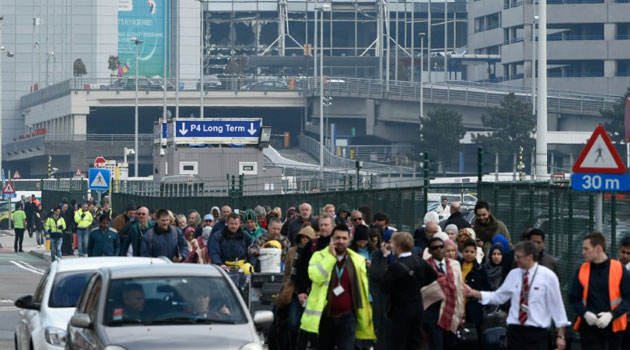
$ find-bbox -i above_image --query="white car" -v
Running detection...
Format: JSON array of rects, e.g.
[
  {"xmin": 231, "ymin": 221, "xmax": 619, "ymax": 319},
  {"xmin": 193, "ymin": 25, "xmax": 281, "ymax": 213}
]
[{"xmin": 14, "ymin": 257, "xmax": 171, "ymax": 350}]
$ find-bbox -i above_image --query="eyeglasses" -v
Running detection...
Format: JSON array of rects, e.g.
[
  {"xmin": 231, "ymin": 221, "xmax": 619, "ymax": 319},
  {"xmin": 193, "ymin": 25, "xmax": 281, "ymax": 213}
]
[
  {"xmin": 352, "ymin": 218, "xmax": 362, "ymax": 222},
  {"xmin": 136, "ymin": 213, "xmax": 147, "ymax": 216},
  {"xmin": 429, "ymin": 245, "xmax": 444, "ymax": 250}
]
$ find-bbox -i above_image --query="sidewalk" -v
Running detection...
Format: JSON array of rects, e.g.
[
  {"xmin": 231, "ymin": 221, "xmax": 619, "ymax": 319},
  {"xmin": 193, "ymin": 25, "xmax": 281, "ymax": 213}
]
[{"xmin": 0, "ymin": 229, "xmax": 55, "ymax": 261}]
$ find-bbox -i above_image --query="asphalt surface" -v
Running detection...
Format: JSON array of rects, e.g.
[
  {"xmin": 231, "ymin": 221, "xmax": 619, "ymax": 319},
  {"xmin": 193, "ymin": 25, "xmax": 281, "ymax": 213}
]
[{"xmin": 0, "ymin": 230, "xmax": 51, "ymax": 349}]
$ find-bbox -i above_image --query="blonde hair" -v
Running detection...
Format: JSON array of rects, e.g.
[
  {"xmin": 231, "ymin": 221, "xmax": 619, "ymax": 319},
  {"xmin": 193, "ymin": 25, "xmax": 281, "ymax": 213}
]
[
  {"xmin": 322, "ymin": 204, "xmax": 335, "ymax": 214},
  {"xmin": 390, "ymin": 231, "xmax": 414, "ymax": 252}
]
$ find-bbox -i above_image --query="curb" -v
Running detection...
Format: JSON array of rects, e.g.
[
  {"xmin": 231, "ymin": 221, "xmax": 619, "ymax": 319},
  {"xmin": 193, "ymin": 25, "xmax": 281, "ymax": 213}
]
[{"xmin": 28, "ymin": 250, "xmax": 50, "ymax": 261}]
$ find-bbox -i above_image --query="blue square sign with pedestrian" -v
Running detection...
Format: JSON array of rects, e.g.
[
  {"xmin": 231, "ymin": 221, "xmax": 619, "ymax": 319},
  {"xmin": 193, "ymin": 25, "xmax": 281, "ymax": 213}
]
[{"xmin": 89, "ymin": 168, "xmax": 111, "ymax": 191}]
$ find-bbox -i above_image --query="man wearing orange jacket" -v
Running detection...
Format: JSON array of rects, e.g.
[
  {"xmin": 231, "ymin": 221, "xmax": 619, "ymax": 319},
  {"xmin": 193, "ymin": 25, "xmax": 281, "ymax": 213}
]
[{"xmin": 570, "ymin": 231, "xmax": 630, "ymax": 350}]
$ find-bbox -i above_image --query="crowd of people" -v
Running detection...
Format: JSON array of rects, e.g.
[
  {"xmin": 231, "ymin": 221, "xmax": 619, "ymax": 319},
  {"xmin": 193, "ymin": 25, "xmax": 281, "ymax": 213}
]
[{"xmin": 11, "ymin": 194, "xmax": 630, "ymax": 350}]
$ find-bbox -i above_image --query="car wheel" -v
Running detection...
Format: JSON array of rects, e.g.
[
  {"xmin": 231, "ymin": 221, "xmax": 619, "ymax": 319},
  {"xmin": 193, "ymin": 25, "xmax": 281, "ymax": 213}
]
[{"xmin": 0, "ymin": 219, "xmax": 11, "ymax": 229}]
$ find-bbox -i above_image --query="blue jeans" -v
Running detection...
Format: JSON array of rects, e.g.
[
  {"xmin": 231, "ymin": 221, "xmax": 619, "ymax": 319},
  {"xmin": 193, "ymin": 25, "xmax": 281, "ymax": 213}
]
[
  {"xmin": 76, "ymin": 228, "xmax": 89, "ymax": 256},
  {"xmin": 50, "ymin": 237, "xmax": 63, "ymax": 262}
]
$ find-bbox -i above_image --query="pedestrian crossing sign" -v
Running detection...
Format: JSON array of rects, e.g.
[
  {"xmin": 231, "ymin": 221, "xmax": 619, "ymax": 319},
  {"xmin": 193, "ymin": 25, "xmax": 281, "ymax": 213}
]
[
  {"xmin": 88, "ymin": 168, "xmax": 111, "ymax": 191},
  {"xmin": 572, "ymin": 125, "xmax": 626, "ymax": 174}
]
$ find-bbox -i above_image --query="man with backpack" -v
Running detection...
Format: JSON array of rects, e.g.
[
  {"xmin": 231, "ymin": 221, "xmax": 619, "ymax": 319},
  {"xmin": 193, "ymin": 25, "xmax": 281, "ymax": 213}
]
[{"xmin": 140, "ymin": 208, "xmax": 188, "ymax": 262}]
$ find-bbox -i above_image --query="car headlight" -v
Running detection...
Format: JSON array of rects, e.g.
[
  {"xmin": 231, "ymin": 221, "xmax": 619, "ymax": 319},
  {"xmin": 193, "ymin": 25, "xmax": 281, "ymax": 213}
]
[
  {"xmin": 239, "ymin": 343, "xmax": 263, "ymax": 350},
  {"xmin": 44, "ymin": 327, "xmax": 66, "ymax": 347},
  {"xmin": 104, "ymin": 346, "xmax": 128, "ymax": 350}
]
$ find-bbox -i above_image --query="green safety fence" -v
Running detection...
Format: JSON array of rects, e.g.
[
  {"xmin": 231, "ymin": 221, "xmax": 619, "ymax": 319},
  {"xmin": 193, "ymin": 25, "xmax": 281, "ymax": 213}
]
[{"xmin": 477, "ymin": 180, "xmax": 630, "ymax": 332}]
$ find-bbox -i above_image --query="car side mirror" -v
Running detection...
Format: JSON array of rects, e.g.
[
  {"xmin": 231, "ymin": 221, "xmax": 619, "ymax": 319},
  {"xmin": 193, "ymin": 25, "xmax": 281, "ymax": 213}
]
[
  {"xmin": 70, "ymin": 314, "xmax": 92, "ymax": 329},
  {"xmin": 14, "ymin": 295, "xmax": 40, "ymax": 311},
  {"xmin": 253, "ymin": 310, "xmax": 273, "ymax": 328}
]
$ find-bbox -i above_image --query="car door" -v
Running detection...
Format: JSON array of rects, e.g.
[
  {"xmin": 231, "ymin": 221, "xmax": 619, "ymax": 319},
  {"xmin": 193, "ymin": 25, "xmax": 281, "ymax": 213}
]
[
  {"xmin": 69, "ymin": 274, "xmax": 102, "ymax": 350},
  {"xmin": 21, "ymin": 267, "xmax": 50, "ymax": 349}
]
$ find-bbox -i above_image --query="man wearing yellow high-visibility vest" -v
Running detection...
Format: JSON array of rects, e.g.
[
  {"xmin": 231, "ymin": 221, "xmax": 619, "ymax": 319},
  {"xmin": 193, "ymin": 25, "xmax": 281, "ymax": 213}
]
[{"xmin": 300, "ymin": 224, "xmax": 376, "ymax": 349}]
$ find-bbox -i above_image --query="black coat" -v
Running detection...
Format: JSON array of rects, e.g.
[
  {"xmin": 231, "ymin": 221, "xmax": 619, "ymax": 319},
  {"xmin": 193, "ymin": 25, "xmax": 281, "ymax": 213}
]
[
  {"xmin": 462, "ymin": 260, "xmax": 492, "ymax": 325},
  {"xmin": 382, "ymin": 255, "xmax": 437, "ymax": 308},
  {"xmin": 444, "ymin": 211, "xmax": 471, "ymax": 230}
]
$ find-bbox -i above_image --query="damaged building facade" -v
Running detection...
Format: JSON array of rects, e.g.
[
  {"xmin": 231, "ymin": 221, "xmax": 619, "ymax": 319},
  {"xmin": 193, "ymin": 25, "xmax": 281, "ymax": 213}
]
[{"xmin": 203, "ymin": 0, "xmax": 468, "ymax": 80}]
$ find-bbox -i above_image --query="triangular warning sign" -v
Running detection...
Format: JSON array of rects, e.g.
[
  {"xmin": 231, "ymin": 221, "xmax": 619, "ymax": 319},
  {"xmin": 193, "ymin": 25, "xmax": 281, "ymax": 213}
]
[
  {"xmin": 573, "ymin": 125, "xmax": 626, "ymax": 174},
  {"xmin": 12, "ymin": 170, "xmax": 22, "ymax": 179},
  {"xmin": 90, "ymin": 171, "xmax": 108, "ymax": 188},
  {"xmin": 2, "ymin": 181, "xmax": 16, "ymax": 194},
  {"xmin": 75, "ymin": 168, "xmax": 83, "ymax": 177}
]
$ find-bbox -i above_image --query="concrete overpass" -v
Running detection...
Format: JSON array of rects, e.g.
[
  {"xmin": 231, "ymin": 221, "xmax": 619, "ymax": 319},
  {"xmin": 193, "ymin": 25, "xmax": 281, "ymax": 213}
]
[{"xmin": 7, "ymin": 77, "xmax": 620, "ymax": 176}]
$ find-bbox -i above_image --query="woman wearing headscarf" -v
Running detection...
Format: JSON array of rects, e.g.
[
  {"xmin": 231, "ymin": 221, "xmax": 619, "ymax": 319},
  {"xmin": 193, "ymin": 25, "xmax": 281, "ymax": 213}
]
[
  {"xmin": 484, "ymin": 241, "xmax": 506, "ymax": 290},
  {"xmin": 444, "ymin": 238, "xmax": 459, "ymax": 260}
]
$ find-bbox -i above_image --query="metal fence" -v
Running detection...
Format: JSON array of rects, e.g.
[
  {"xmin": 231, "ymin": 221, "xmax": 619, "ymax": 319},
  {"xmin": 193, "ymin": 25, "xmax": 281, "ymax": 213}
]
[{"xmin": 476, "ymin": 181, "xmax": 630, "ymax": 324}]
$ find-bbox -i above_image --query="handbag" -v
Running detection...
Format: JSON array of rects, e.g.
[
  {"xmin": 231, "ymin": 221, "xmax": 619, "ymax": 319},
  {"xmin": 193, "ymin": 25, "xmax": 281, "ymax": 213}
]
[
  {"xmin": 481, "ymin": 305, "xmax": 507, "ymax": 331},
  {"xmin": 457, "ymin": 322, "xmax": 478, "ymax": 344},
  {"xmin": 274, "ymin": 280, "xmax": 296, "ymax": 308}
]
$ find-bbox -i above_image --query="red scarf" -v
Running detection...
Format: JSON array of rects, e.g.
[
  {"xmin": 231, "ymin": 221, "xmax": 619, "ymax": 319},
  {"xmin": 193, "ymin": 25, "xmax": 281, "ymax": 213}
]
[{"xmin": 428, "ymin": 257, "xmax": 457, "ymax": 331}]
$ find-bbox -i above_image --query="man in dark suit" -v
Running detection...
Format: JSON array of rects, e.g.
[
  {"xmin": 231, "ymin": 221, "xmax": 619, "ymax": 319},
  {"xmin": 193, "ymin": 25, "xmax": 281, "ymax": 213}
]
[{"xmin": 382, "ymin": 231, "xmax": 437, "ymax": 350}]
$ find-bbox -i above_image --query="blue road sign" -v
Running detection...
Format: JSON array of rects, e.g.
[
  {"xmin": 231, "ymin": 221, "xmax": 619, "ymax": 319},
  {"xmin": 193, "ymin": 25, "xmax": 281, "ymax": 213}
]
[
  {"xmin": 173, "ymin": 119, "xmax": 262, "ymax": 145},
  {"xmin": 2, "ymin": 193, "xmax": 16, "ymax": 199},
  {"xmin": 571, "ymin": 173, "xmax": 630, "ymax": 192},
  {"xmin": 88, "ymin": 168, "xmax": 111, "ymax": 191}
]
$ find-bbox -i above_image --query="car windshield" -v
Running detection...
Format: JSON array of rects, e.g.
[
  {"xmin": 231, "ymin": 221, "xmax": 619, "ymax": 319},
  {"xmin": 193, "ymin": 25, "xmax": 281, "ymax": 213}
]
[
  {"xmin": 48, "ymin": 271, "xmax": 93, "ymax": 308},
  {"xmin": 104, "ymin": 276, "xmax": 247, "ymax": 326}
]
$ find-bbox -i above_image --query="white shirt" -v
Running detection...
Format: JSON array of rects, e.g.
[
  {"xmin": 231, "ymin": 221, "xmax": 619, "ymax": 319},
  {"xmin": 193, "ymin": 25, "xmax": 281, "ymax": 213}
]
[
  {"xmin": 399, "ymin": 252, "xmax": 412, "ymax": 258},
  {"xmin": 480, "ymin": 263, "xmax": 570, "ymax": 328}
]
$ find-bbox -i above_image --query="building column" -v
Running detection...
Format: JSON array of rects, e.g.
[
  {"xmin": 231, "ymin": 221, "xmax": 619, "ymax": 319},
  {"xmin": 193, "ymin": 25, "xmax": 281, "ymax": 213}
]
[
  {"xmin": 604, "ymin": 23, "xmax": 615, "ymax": 41},
  {"xmin": 365, "ymin": 99, "xmax": 376, "ymax": 135},
  {"xmin": 73, "ymin": 114, "xmax": 87, "ymax": 141},
  {"xmin": 604, "ymin": 60, "xmax": 615, "ymax": 77}
]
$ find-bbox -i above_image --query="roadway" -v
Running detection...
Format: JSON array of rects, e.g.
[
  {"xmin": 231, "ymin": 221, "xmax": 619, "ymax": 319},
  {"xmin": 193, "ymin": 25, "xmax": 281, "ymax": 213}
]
[{"xmin": 0, "ymin": 231, "xmax": 49, "ymax": 349}]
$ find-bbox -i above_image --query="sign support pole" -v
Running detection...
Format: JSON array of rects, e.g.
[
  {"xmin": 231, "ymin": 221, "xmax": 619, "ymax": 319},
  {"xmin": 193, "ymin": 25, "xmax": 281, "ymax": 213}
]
[
  {"xmin": 595, "ymin": 191, "xmax": 603, "ymax": 232},
  {"xmin": 8, "ymin": 170, "xmax": 11, "ymax": 231}
]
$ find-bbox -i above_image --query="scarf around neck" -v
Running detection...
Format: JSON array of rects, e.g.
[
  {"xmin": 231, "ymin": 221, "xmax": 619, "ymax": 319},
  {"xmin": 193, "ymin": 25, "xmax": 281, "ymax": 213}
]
[{"xmin": 429, "ymin": 257, "xmax": 457, "ymax": 331}]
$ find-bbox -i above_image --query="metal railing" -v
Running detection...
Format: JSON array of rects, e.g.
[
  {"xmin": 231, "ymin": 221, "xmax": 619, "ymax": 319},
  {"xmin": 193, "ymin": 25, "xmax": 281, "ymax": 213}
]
[
  {"xmin": 345, "ymin": 144, "xmax": 415, "ymax": 165},
  {"xmin": 22, "ymin": 75, "xmax": 619, "ymax": 118},
  {"xmin": 297, "ymin": 134, "xmax": 415, "ymax": 175},
  {"xmin": 302, "ymin": 77, "xmax": 619, "ymax": 116}
]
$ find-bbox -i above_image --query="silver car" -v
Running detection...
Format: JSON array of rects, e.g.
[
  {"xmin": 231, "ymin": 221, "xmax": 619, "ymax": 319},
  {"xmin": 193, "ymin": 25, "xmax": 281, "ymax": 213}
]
[{"xmin": 65, "ymin": 264, "xmax": 272, "ymax": 350}]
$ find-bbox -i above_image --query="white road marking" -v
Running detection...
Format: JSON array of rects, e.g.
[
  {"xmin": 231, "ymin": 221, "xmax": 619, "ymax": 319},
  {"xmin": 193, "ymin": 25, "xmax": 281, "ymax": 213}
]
[
  {"xmin": 0, "ymin": 299, "xmax": 13, "ymax": 303},
  {"xmin": 20, "ymin": 261, "xmax": 45, "ymax": 273},
  {"xmin": 9, "ymin": 261, "xmax": 44, "ymax": 275},
  {"xmin": 0, "ymin": 306, "xmax": 19, "ymax": 312}
]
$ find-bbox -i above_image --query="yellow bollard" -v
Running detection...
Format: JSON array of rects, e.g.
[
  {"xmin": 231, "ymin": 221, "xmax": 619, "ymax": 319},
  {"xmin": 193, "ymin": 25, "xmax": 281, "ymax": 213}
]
[{"xmin": 45, "ymin": 232, "xmax": 50, "ymax": 250}]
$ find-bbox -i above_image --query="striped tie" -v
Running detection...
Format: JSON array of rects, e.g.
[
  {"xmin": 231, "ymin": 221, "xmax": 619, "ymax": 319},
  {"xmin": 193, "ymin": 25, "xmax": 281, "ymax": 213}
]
[{"xmin": 519, "ymin": 270, "xmax": 529, "ymax": 324}]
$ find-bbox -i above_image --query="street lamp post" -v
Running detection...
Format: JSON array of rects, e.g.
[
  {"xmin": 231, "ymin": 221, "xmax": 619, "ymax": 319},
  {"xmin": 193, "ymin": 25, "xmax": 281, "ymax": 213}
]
[
  {"xmin": 532, "ymin": 15, "xmax": 538, "ymax": 115},
  {"xmin": 199, "ymin": 0, "xmax": 205, "ymax": 118},
  {"xmin": 535, "ymin": 0, "xmax": 548, "ymax": 179},
  {"xmin": 410, "ymin": 0, "xmax": 414, "ymax": 83},
  {"xmin": 419, "ymin": 33, "xmax": 425, "ymax": 119},
  {"xmin": 123, "ymin": 147, "xmax": 135, "ymax": 165},
  {"xmin": 131, "ymin": 37, "xmax": 143, "ymax": 178}
]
